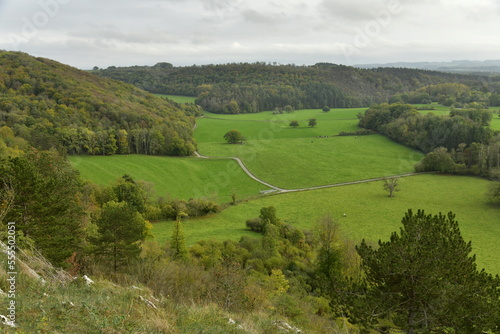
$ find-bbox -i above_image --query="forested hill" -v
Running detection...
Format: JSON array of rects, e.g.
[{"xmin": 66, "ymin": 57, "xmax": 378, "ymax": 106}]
[
  {"xmin": 0, "ymin": 51, "xmax": 198, "ymax": 156},
  {"xmin": 95, "ymin": 62, "xmax": 497, "ymax": 113}
]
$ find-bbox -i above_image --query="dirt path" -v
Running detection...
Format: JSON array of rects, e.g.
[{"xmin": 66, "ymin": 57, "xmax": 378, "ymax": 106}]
[{"xmin": 194, "ymin": 151, "xmax": 427, "ymax": 194}]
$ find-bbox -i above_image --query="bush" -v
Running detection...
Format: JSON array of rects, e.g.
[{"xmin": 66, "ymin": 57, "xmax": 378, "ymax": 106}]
[
  {"xmin": 415, "ymin": 147, "xmax": 458, "ymax": 173},
  {"xmin": 246, "ymin": 218, "xmax": 264, "ymax": 233},
  {"xmin": 186, "ymin": 198, "xmax": 220, "ymax": 217}
]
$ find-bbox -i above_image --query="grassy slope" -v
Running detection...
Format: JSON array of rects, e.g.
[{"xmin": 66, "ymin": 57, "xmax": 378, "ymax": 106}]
[
  {"xmin": 153, "ymin": 174, "xmax": 499, "ymax": 274},
  {"xmin": 156, "ymin": 94, "xmax": 197, "ymax": 104},
  {"xmin": 69, "ymin": 155, "xmax": 270, "ymax": 203},
  {"xmin": 196, "ymin": 108, "xmax": 423, "ymax": 189},
  {"xmin": 0, "ymin": 252, "xmax": 310, "ymax": 334}
]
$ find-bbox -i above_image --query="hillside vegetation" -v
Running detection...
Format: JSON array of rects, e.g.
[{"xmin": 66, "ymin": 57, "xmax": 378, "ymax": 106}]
[
  {"xmin": 0, "ymin": 51, "xmax": 198, "ymax": 156},
  {"xmin": 96, "ymin": 62, "xmax": 500, "ymax": 113}
]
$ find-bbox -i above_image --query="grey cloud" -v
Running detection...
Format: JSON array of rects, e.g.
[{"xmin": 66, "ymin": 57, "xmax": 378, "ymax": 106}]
[
  {"xmin": 242, "ymin": 9, "xmax": 277, "ymax": 24},
  {"xmin": 69, "ymin": 28, "xmax": 178, "ymax": 45},
  {"xmin": 320, "ymin": 0, "xmax": 388, "ymax": 22},
  {"xmin": 191, "ymin": 33, "xmax": 216, "ymax": 45},
  {"xmin": 1, "ymin": 0, "xmax": 500, "ymax": 69},
  {"xmin": 200, "ymin": 0, "xmax": 243, "ymax": 13}
]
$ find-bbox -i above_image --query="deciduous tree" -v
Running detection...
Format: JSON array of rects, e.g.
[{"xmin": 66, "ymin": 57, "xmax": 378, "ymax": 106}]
[
  {"xmin": 223, "ymin": 129, "xmax": 244, "ymax": 144},
  {"xmin": 382, "ymin": 177, "xmax": 400, "ymax": 197}
]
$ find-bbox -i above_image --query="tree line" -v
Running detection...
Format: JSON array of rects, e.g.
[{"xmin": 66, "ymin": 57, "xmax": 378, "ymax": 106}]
[
  {"xmin": 390, "ymin": 82, "xmax": 500, "ymax": 107},
  {"xmin": 358, "ymin": 103, "xmax": 500, "ymax": 179}
]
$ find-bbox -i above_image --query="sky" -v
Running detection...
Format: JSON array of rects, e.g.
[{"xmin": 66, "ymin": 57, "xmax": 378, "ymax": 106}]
[{"xmin": 0, "ymin": 0, "xmax": 499, "ymax": 69}]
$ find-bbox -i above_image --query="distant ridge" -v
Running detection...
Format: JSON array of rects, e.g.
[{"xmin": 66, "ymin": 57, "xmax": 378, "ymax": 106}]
[
  {"xmin": 96, "ymin": 61, "xmax": 496, "ymax": 113},
  {"xmin": 355, "ymin": 60, "xmax": 500, "ymax": 74}
]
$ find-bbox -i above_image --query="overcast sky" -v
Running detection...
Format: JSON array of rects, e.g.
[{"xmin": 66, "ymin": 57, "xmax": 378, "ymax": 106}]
[{"xmin": 1, "ymin": 0, "xmax": 499, "ymax": 69}]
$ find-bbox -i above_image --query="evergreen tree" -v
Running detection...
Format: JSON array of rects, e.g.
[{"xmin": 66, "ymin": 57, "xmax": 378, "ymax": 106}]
[
  {"xmin": 0, "ymin": 149, "xmax": 84, "ymax": 267},
  {"xmin": 352, "ymin": 209, "xmax": 500, "ymax": 333},
  {"xmin": 91, "ymin": 201, "xmax": 148, "ymax": 273},
  {"xmin": 170, "ymin": 214, "xmax": 188, "ymax": 261}
]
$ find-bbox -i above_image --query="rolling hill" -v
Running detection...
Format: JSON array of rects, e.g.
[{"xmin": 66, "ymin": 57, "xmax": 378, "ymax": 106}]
[
  {"xmin": 0, "ymin": 51, "xmax": 198, "ymax": 156},
  {"xmin": 95, "ymin": 61, "xmax": 500, "ymax": 113}
]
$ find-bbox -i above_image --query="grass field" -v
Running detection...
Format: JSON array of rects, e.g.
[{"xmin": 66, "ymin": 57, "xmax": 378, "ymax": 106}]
[
  {"xmin": 203, "ymin": 108, "xmax": 365, "ymax": 121},
  {"xmin": 491, "ymin": 116, "xmax": 500, "ymax": 130},
  {"xmin": 152, "ymin": 174, "xmax": 500, "ymax": 274},
  {"xmin": 155, "ymin": 94, "xmax": 197, "ymax": 104},
  {"xmin": 199, "ymin": 136, "xmax": 422, "ymax": 189},
  {"xmin": 195, "ymin": 108, "xmax": 423, "ymax": 189},
  {"xmin": 413, "ymin": 103, "xmax": 451, "ymax": 116},
  {"xmin": 69, "ymin": 155, "xmax": 270, "ymax": 202}
]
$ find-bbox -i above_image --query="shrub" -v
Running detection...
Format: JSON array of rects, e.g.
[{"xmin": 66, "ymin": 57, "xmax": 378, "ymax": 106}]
[{"xmin": 246, "ymin": 218, "xmax": 264, "ymax": 233}]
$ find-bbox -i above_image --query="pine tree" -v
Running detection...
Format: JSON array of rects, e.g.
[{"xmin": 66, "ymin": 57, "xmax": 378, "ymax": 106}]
[
  {"xmin": 170, "ymin": 214, "xmax": 188, "ymax": 261},
  {"xmin": 352, "ymin": 209, "xmax": 500, "ymax": 333},
  {"xmin": 91, "ymin": 201, "xmax": 147, "ymax": 272},
  {"xmin": 0, "ymin": 149, "xmax": 84, "ymax": 267}
]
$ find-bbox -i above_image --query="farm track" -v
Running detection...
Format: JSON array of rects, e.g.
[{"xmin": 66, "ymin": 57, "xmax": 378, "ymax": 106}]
[{"xmin": 194, "ymin": 151, "xmax": 429, "ymax": 194}]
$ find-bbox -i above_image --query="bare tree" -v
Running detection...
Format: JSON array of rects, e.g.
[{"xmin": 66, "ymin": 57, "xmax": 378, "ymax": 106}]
[{"xmin": 382, "ymin": 177, "xmax": 400, "ymax": 197}]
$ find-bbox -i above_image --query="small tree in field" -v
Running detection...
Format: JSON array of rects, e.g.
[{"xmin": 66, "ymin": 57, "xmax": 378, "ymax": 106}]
[
  {"xmin": 289, "ymin": 120, "xmax": 299, "ymax": 128},
  {"xmin": 308, "ymin": 118, "xmax": 317, "ymax": 127},
  {"xmin": 382, "ymin": 177, "xmax": 399, "ymax": 197},
  {"xmin": 223, "ymin": 129, "xmax": 244, "ymax": 144},
  {"xmin": 323, "ymin": 106, "xmax": 330, "ymax": 112}
]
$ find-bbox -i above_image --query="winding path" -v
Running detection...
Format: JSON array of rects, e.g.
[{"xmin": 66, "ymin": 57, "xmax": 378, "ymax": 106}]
[{"xmin": 194, "ymin": 151, "xmax": 428, "ymax": 194}]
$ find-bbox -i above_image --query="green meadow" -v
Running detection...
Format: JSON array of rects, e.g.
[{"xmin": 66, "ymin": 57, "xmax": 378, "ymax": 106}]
[
  {"xmin": 69, "ymin": 105, "xmax": 500, "ymax": 274},
  {"xmin": 413, "ymin": 103, "xmax": 451, "ymax": 116},
  {"xmin": 156, "ymin": 94, "xmax": 197, "ymax": 104},
  {"xmin": 152, "ymin": 174, "xmax": 500, "ymax": 274},
  {"xmin": 196, "ymin": 108, "xmax": 423, "ymax": 189},
  {"xmin": 204, "ymin": 108, "xmax": 364, "ymax": 121},
  {"xmin": 69, "ymin": 155, "xmax": 270, "ymax": 202},
  {"xmin": 199, "ymin": 135, "xmax": 422, "ymax": 189},
  {"xmin": 491, "ymin": 116, "xmax": 500, "ymax": 130}
]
